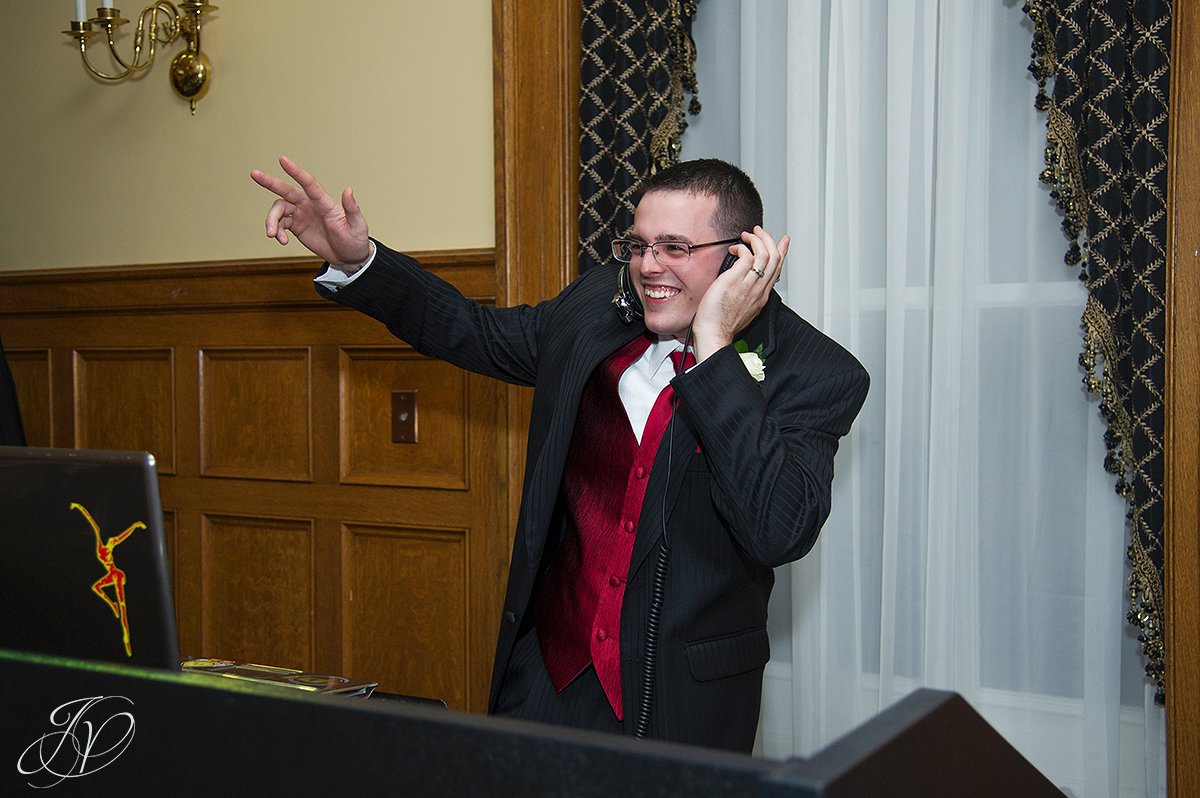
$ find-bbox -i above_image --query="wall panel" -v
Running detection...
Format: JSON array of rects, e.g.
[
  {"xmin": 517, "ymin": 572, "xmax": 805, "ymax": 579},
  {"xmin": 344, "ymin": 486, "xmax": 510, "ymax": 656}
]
[
  {"xmin": 5, "ymin": 348, "xmax": 51, "ymax": 446},
  {"xmin": 344, "ymin": 523, "xmax": 469, "ymax": 708},
  {"xmin": 200, "ymin": 347, "xmax": 312, "ymax": 481},
  {"xmin": 74, "ymin": 347, "xmax": 176, "ymax": 473},
  {"xmin": 202, "ymin": 513, "xmax": 315, "ymax": 668},
  {"xmin": 340, "ymin": 348, "xmax": 469, "ymax": 489}
]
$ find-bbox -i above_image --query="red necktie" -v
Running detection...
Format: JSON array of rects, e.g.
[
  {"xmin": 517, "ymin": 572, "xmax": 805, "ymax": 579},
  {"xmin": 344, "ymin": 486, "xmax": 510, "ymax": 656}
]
[{"xmin": 669, "ymin": 347, "xmax": 695, "ymax": 380}]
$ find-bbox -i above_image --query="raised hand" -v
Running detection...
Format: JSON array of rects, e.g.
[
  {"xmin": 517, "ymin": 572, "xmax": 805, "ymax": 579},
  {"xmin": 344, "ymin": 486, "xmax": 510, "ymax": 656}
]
[
  {"xmin": 250, "ymin": 156, "xmax": 372, "ymax": 271},
  {"xmin": 691, "ymin": 226, "xmax": 790, "ymax": 363}
]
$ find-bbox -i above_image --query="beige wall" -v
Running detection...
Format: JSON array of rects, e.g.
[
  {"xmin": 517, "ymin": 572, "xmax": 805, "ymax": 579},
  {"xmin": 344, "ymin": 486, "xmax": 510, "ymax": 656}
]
[{"xmin": 0, "ymin": 1, "xmax": 494, "ymax": 271}]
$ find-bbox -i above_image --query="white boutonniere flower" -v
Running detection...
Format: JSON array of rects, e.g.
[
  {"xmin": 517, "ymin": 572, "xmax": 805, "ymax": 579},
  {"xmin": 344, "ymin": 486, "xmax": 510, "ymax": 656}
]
[{"xmin": 734, "ymin": 340, "xmax": 766, "ymax": 383}]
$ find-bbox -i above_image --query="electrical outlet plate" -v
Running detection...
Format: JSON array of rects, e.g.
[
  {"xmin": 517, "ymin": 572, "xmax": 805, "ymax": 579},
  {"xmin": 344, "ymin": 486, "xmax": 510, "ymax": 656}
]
[{"xmin": 391, "ymin": 391, "xmax": 418, "ymax": 444}]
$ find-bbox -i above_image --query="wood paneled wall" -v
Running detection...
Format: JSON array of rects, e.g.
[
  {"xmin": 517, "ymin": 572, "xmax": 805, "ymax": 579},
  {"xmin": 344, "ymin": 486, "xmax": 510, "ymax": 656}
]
[{"xmin": 0, "ymin": 252, "xmax": 508, "ymax": 713}]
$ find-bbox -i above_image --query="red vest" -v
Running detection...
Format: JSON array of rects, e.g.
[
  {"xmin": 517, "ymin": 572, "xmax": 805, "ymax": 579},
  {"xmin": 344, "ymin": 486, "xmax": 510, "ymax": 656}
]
[{"xmin": 534, "ymin": 335, "xmax": 686, "ymax": 718}]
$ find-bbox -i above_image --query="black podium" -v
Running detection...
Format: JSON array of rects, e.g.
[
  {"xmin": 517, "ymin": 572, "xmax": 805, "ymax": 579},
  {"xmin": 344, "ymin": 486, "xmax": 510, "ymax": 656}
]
[{"xmin": 0, "ymin": 649, "xmax": 1063, "ymax": 796}]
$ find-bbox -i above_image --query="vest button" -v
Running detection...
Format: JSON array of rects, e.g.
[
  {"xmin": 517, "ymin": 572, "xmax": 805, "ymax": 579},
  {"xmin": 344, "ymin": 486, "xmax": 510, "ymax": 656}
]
[
  {"xmin": 609, "ymin": 575, "xmax": 621, "ymax": 587},
  {"xmin": 596, "ymin": 629, "xmax": 607, "ymax": 642},
  {"xmin": 636, "ymin": 466, "xmax": 646, "ymax": 479},
  {"xmin": 624, "ymin": 520, "xmax": 635, "ymax": 533}
]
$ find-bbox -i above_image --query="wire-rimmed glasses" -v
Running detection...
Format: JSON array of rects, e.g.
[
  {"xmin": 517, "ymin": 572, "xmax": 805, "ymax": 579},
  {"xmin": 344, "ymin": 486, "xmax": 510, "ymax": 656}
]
[{"xmin": 611, "ymin": 237, "xmax": 741, "ymax": 267}]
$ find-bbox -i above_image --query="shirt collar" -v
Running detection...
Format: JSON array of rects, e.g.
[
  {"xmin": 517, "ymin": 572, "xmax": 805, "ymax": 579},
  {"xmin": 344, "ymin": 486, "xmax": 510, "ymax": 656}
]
[{"xmin": 645, "ymin": 335, "xmax": 688, "ymax": 380}]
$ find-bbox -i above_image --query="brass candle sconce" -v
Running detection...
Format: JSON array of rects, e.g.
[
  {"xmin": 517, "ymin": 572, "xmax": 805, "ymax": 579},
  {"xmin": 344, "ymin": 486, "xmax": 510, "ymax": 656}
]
[{"xmin": 63, "ymin": 2, "xmax": 219, "ymax": 115}]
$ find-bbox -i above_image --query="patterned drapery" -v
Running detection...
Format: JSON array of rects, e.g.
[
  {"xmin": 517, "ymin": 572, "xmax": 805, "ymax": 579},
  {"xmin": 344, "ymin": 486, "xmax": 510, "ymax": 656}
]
[
  {"xmin": 1025, "ymin": 0, "xmax": 1172, "ymax": 703},
  {"xmin": 579, "ymin": 0, "xmax": 700, "ymax": 272}
]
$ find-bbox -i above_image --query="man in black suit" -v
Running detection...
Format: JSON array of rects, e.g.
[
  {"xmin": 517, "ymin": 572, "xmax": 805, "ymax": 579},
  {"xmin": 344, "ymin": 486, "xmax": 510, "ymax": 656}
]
[
  {"xmin": 252, "ymin": 156, "xmax": 868, "ymax": 753},
  {"xmin": 0, "ymin": 335, "xmax": 25, "ymax": 446}
]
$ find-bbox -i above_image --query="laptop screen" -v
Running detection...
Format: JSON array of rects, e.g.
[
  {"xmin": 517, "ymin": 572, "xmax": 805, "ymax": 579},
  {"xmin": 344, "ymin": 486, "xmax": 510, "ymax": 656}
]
[{"xmin": 0, "ymin": 447, "xmax": 180, "ymax": 671}]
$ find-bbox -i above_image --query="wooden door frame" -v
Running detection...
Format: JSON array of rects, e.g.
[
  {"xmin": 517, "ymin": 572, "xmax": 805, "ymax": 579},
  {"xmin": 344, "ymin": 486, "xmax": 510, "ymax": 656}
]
[{"xmin": 1165, "ymin": 1, "xmax": 1198, "ymax": 795}]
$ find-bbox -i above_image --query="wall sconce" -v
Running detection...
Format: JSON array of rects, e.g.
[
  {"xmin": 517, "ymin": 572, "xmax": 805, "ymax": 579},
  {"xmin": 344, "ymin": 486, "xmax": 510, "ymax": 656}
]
[{"xmin": 63, "ymin": 2, "xmax": 218, "ymax": 115}]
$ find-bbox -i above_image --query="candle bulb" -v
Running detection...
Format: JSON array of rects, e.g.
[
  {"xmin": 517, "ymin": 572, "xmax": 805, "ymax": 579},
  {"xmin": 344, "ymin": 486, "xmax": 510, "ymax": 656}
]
[
  {"xmin": 101, "ymin": 1, "xmax": 113, "ymax": 8},
  {"xmin": 75, "ymin": 0, "xmax": 87, "ymax": 21}
]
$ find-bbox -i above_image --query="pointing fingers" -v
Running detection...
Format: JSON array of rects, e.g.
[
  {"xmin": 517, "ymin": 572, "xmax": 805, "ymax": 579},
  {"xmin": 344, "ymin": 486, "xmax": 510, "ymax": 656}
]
[{"xmin": 279, "ymin": 155, "xmax": 333, "ymax": 206}]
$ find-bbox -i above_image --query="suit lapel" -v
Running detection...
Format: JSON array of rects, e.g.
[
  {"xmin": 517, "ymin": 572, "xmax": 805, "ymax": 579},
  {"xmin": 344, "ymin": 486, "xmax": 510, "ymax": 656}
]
[
  {"xmin": 629, "ymin": 399, "xmax": 698, "ymax": 574},
  {"xmin": 626, "ymin": 293, "xmax": 781, "ymax": 575},
  {"xmin": 737, "ymin": 290, "xmax": 780, "ymax": 362}
]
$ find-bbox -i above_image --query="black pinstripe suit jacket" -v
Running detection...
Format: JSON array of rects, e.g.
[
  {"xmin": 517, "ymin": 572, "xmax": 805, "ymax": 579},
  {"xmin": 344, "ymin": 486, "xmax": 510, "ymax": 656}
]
[{"xmin": 318, "ymin": 241, "xmax": 869, "ymax": 752}]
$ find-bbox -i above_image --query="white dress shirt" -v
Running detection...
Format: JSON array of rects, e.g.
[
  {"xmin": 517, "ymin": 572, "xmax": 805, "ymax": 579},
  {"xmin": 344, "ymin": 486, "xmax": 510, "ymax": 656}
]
[{"xmin": 618, "ymin": 338, "xmax": 687, "ymax": 443}]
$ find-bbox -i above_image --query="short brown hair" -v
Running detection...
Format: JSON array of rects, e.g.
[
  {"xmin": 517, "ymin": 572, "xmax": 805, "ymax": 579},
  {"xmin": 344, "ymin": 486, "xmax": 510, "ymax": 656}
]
[{"xmin": 634, "ymin": 159, "xmax": 763, "ymax": 238}]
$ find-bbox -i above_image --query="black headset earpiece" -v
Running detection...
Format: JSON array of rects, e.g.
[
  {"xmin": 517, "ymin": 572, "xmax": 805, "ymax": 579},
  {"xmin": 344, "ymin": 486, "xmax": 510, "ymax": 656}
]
[{"xmin": 613, "ymin": 264, "xmax": 643, "ymax": 323}]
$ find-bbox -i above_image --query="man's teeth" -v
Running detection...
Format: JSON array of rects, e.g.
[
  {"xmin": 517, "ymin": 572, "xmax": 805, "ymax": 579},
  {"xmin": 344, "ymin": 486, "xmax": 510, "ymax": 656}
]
[{"xmin": 645, "ymin": 286, "xmax": 680, "ymax": 299}]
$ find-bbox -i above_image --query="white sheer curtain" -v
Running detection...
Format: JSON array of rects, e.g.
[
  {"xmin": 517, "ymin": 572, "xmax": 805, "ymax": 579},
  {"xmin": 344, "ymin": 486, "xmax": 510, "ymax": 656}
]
[{"xmin": 682, "ymin": 2, "xmax": 1166, "ymax": 796}]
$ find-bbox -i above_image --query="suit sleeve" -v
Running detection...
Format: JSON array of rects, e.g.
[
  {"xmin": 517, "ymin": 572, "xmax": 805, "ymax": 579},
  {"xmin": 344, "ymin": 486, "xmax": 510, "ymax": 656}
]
[
  {"xmin": 315, "ymin": 240, "xmax": 580, "ymax": 388},
  {"xmin": 670, "ymin": 335, "xmax": 869, "ymax": 568}
]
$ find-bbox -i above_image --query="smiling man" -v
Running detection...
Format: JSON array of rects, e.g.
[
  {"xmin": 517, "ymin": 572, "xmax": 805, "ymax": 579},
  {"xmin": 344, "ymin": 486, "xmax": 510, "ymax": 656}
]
[{"xmin": 251, "ymin": 156, "xmax": 869, "ymax": 753}]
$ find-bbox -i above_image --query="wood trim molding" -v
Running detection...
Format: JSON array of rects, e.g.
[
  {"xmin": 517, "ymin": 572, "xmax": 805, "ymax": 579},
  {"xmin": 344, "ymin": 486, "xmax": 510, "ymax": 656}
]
[
  {"xmin": 0, "ymin": 249, "xmax": 497, "ymax": 316},
  {"xmin": 1166, "ymin": 0, "xmax": 1199, "ymax": 794},
  {"xmin": 492, "ymin": 1, "xmax": 579, "ymax": 309},
  {"xmin": 492, "ymin": 0, "xmax": 580, "ymax": 544}
]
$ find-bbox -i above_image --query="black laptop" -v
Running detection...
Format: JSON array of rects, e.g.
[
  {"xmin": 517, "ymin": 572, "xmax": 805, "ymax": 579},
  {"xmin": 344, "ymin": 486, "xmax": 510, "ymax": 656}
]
[{"xmin": 0, "ymin": 446, "xmax": 181, "ymax": 671}]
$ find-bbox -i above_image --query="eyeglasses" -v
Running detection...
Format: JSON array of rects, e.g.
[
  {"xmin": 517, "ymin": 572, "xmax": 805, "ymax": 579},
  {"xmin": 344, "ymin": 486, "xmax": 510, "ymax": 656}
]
[{"xmin": 611, "ymin": 237, "xmax": 742, "ymax": 267}]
